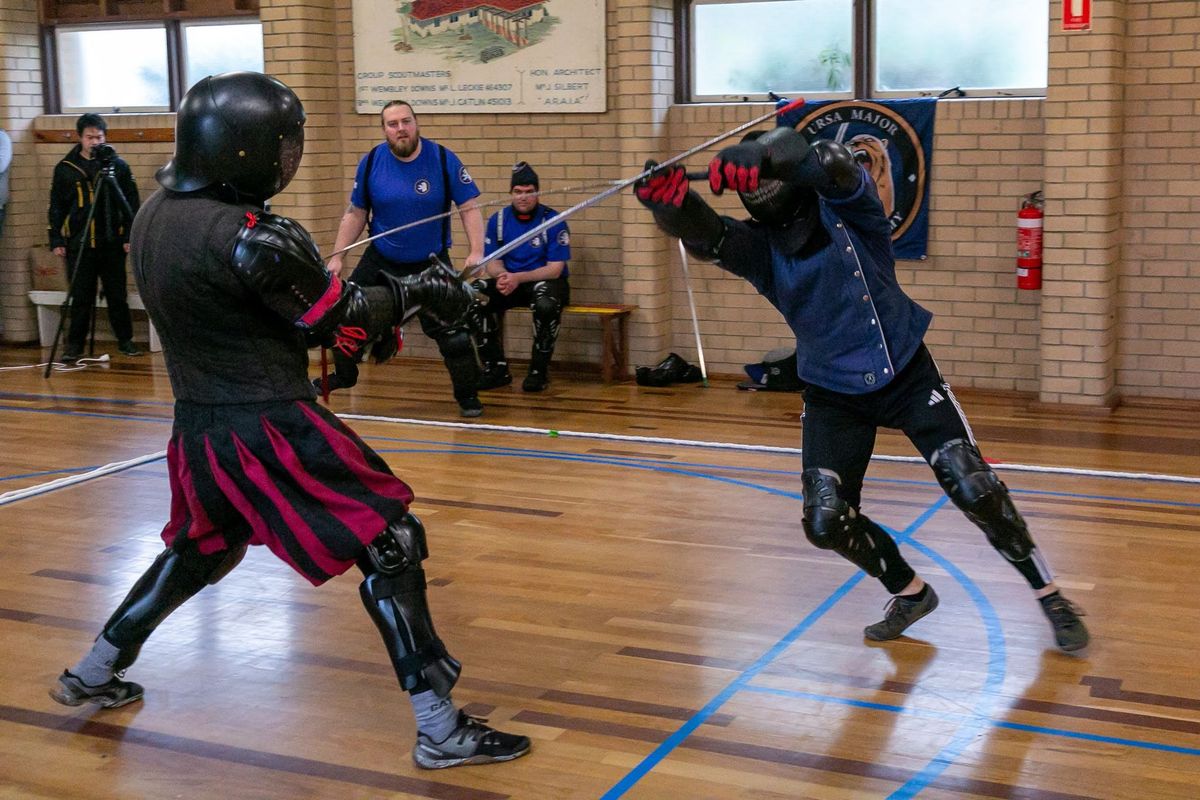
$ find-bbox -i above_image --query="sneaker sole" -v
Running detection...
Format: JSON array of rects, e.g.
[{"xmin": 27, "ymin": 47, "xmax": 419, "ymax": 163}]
[
  {"xmin": 413, "ymin": 743, "xmax": 531, "ymax": 770},
  {"xmin": 48, "ymin": 686, "xmax": 144, "ymax": 709}
]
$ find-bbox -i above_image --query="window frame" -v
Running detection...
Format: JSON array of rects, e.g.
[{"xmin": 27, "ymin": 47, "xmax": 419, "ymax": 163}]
[
  {"xmin": 677, "ymin": 0, "xmax": 1047, "ymax": 104},
  {"xmin": 42, "ymin": 17, "xmax": 263, "ymax": 114}
]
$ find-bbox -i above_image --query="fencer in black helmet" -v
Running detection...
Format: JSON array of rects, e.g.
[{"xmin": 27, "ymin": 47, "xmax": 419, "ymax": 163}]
[
  {"xmin": 633, "ymin": 118, "xmax": 1090, "ymax": 654},
  {"xmin": 157, "ymin": 71, "xmax": 305, "ymax": 204},
  {"xmin": 54, "ymin": 69, "xmax": 532, "ymax": 769}
]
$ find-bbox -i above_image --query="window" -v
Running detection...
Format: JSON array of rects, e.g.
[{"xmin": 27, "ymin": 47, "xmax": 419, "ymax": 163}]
[
  {"xmin": 873, "ymin": 0, "xmax": 1047, "ymax": 96},
  {"xmin": 684, "ymin": 0, "xmax": 1048, "ymax": 102},
  {"xmin": 56, "ymin": 25, "xmax": 170, "ymax": 112},
  {"xmin": 691, "ymin": 0, "xmax": 853, "ymax": 101},
  {"xmin": 182, "ymin": 21, "xmax": 266, "ymax": 94},
  {"xmin": 46, "ymin": 18, "xmax": 264, "ymax": 113}
]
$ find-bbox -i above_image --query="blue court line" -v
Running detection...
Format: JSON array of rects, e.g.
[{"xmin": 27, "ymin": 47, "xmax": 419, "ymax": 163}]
[
  {"xmin": 370, "ymin": 442, "xmax": 1200, "ymax": 510},
  {"xmin": 13, "ymin": 432, "xmax": 1176, "ymax": 792},
  {"xmin": 0, "ymin": 390, "xmax": 174, "ymax": 407},
  {"xmin": 885, "ymin": 536, "xmax": 1006, "ymax": 799},
  {"xmin": 0, "ymin": 404, "xmax": 169, "ymax": 424},
  {"xmin": 0, "ymin": 466, "xmax": 97, "ymax": 483},
  {"xmin": 2, "ymin": 404, "xmax": 1197, "ymax": 506},
  {"xmin": 598, "ymin": 497, "xmax": 963, "ymax": 800},
  {"xmin": 742, "ymin": 686, "xmax": 1200, "ymax": 757}
]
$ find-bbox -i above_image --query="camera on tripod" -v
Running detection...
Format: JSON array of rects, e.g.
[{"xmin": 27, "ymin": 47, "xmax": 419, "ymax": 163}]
[{"xmin": 93, "ymin": 143, "xmax": 118, "ymax": 165}]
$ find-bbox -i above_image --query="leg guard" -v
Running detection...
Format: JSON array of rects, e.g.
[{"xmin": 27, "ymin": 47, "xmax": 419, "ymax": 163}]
[
  {"xmin": 529, "ymin": 282, "xmax": 564, "ymax": 367},
  {"xmin": 424, "ymin": 319, "xmax": 482, "ymax": 403},
  {"xmin": 101, "ymin": 543, "xmax": 247, "ymax": 672},
  {"xmin": 359, "ymin": 513, "xmax": 461, "ymax": 698},
  {"xmin": 802, "ymin": 469, "xmax": 889, "ymax": 578},
  {"xmin": 931, "ymin": 439, "xmax": 1035, "ymax": 562},
  {"xmin": 468, "ymin": 284, "xmax": 507, "ymax": 370}
]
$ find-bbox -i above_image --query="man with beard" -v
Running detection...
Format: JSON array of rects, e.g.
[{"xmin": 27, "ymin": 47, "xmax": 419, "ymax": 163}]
[
  {"xmin": 49, "ymin": 73, "xmax": 532, "ymax": 771},
  {"xmin": 632, "ymin": 126, "xmax": 1090, "ymax": 653},
  {"xmin": 322, "ymin": 100, "xmax": 487, "ymax": 417},
  {"xmin": 473, "ymin": 161, "xmax": 570, "ymax": 393}
]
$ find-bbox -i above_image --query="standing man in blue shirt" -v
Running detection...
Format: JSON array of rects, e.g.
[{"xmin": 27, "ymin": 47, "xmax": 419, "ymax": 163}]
[
  {"xmin": 324, "ymin": 100, "xmax": 486, "ymax": 417},
  {"xmin": 474, "ymin": 162, "xmax": 570, "ymax": 393},
  {"xmin": 633, "ymin": 127, "xmax": 1089, "ymax": 653}
]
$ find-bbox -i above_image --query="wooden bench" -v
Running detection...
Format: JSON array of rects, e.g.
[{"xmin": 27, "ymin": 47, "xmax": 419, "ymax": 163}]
[
  {"xmin": 505, "ymin": 303, "xmax": 636, "ymax": 382},
  {"xmin": 27, "ymin": 290, "xmax": 161, "ymax": 352}
]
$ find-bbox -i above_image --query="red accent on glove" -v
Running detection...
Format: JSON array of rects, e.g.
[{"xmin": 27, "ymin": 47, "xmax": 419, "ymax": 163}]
[
  {"xmin": 709, "ymin": 158, "xmax": 760, "ymax": 194},
  {"xmin": 244, "ymin": 211, "xmax": 257, "ymax": 229},
  {"xmin": 332, "ymin": 325, "xmax": 368, "ymax": 358},
  {"xmin": 635, "ymin": 167, "xmax": 689, "ymax": 208}
]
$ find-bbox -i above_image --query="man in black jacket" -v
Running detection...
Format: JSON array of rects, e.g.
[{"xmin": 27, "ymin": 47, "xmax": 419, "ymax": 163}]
[{"xmin": 48, "ymin": 112, "xmax": 142, "ymax": 361}]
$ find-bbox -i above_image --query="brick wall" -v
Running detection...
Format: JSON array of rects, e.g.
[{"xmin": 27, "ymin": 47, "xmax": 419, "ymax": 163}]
[
  {"xmin": 0, "ymin": 0, "xmax": 45, "ymax": 340},
  {"xmin": 2, "ymin": 0, "xmax": 1198, "ymax": 404}
]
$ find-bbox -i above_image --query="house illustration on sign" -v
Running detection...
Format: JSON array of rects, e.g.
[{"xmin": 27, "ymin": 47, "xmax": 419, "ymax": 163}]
[{"xmin": 405, "ymin": 0, "xmax": 549, "ymax": 47}]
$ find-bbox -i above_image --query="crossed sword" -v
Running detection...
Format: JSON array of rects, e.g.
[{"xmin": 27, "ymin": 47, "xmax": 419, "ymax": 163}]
[{"xmin": 320, "ymin": 98, "xmax": 806, "ymax": 390}]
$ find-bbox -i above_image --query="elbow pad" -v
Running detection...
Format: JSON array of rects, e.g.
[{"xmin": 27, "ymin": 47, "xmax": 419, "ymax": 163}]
[
  {"xmin": 231, "ymin": 211, "xmax": 398, "ymax": 338},
  {"xmin": 759, "ymin": 129, "xmax": 862, "ymax": 199}
]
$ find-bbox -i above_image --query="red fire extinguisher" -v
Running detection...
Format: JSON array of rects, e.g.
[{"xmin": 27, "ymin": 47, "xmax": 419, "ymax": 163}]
[{"xmin": 1016, "ymin": 191, "xmax": 1043, "ymax": 290}]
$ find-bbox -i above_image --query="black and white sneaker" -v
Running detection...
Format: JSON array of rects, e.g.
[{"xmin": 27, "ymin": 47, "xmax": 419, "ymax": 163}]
[
  {"xmin": 1039, "ymin": 592, "xmax": 1089, "ymax": 652},
  {"xmin": 49, "ymin": 670, "xmax": 144, "ymax": 709},
  {"xmin": 412, "ymin": 711, "xmax": 531, "ymax": 769},
  {"xmin": 864, "ymin": 585, "xmax": 939, "ymax": 641}
]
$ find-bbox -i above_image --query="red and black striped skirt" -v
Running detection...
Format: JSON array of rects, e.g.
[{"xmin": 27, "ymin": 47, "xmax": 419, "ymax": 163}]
[{"xmin": 161, "ymin": 399, "xmax": 413, "ymax": 585}]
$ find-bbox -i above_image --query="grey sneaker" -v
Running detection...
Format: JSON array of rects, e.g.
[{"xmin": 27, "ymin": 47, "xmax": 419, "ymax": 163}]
[
  {"xmin": 118, "ymin": 340, "xmax": 143, "ymax": 357},
  {"xmin": 412, "ymin": 711, "xmax": 531, "ymax": 769},
  {"xmin": 864, "ymin": 585, "xmax": 939, "ymax": 641},
  {"xmin": 1039, "ymin": 593, "xmax": 1089, "ymax": 652},
  {"xmin": 49, "ymin": 670, "xmax": 144, "ymax": 709}
]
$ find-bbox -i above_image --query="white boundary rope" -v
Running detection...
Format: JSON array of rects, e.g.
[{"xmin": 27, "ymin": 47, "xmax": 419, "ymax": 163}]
[
  {"xmin": 4, "ymin": 416, "xmax": 1196, "ymax": 509},
  {"xmin": 339, "ymin": 413, "xmax": 1200, "ymax": 486},
  {"xmin": 0, "ymin": 354, "xmax": 112, "ymax": 373},
  {"xmin": 0, "ymin": 449, "xmax": 167, "ymax": 507}
]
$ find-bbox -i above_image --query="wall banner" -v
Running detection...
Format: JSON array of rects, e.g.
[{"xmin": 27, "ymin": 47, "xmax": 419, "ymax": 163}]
[
  {"xmin": 778, "ymin": 98, "xmax": 937, "ymax": 260},
  {"xmin": 352, "ymin": 0, "xmax": 606, "ymax": 114}
]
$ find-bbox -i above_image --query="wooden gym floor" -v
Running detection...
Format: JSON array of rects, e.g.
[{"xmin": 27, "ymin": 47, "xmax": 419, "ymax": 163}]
[{"xmin": 0, "ymin": 345, "xmax": 1197, "ymax": 799}]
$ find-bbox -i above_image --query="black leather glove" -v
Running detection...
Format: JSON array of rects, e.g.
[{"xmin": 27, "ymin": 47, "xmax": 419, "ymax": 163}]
[
  {"xmin": 708, "ymin": 139, "xmax": 766, "ymax": 195},
  {"xmin": 368, "ymin": 326, "xmax": 403, "ymax": 364},
  {"xmin": 394, "ymin": 264, "xmax": 472, "ymax": 325},
  {"xmin": 633, "ymin": 160, "xmax": 726, "ymax": 260},
  {"xmin": 634, "ymin": 162, "xmax": 690, "ymax": 209}
]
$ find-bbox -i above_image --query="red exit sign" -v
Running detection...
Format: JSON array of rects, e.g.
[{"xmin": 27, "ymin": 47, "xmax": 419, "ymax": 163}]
[{"xmin": 1063, "ymin": 0, "xmax": 1092, "ymax": 31}]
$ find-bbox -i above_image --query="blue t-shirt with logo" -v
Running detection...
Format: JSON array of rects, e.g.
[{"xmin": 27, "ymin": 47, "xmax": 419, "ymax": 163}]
[
  {"xmin": 483, "ymin": 204, "xmax": 570, "ymax": 277},
  {"xmin": 349, "ymin": 139, "xmax": 480, "ymax": 263}
]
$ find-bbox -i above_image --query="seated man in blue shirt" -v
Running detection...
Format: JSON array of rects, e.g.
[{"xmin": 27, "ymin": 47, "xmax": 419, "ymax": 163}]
[
  {"xmin": 633, "ymin": 128, "xmax": 1089, "ymax": 653},
  {"xmin": 473, "ymin": 162, "xmax": 570, "ymax": 392}
]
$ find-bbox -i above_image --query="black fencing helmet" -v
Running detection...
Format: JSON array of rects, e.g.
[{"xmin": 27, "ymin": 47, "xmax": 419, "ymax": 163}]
[
  {"xmin": 157, "ymin": 72, "xmax": 305, "ymax": 203},
  {"xmin": 736, "ymin": 130, "xmax": 821, "ymax": 255}
]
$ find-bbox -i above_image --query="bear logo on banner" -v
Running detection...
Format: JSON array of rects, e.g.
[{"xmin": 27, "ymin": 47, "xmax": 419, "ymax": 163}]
[{"xmin": 778, "ymin": 98, "xmax": 936, "ymax": 260}]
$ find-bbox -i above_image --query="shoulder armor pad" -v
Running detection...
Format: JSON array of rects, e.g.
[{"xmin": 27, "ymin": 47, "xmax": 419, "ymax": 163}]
[{"xmin": 230, "ymin": 211, "xmax": 344, "ymax": 330}]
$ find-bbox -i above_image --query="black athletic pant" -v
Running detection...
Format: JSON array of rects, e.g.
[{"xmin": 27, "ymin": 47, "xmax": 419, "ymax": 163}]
[
  {"xmin": 66, "ymin": 244, "xmax": 133, "ymax": 354},
  {"xmin": 801, "ymin": 344, "xmax": 974, "ymax": 591}
]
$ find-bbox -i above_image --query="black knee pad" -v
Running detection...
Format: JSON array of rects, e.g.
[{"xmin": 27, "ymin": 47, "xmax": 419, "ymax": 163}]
[
  {"xmin": 531, "ymin": 292, "xmax": 562, "ymax": 321},
  {"xmin": 435, "ymin": 326, "xmax": 474, "ymax": 359},
  {"xmin": 802, "ymin": 469, "xmax": 885, "ymax": 577},
  {"xmin": 931, "ymin": 439, "xmax": 1034, "ymax": 561}
]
